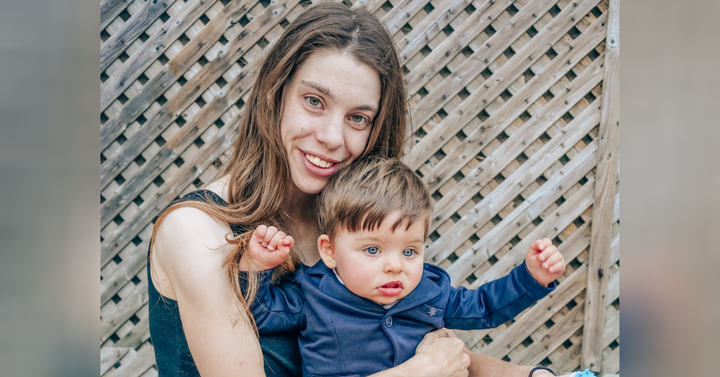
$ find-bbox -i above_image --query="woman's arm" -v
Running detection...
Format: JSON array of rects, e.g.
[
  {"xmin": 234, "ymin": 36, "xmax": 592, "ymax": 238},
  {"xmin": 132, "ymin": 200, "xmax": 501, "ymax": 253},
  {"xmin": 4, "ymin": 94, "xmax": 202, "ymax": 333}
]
[
  {"xmin": 153, "ymin": 207, "xmax": 266, "ymax": 377},
  {"xmin": 464, "ymin": 341, "xmax": 555, "ymax": 377}
]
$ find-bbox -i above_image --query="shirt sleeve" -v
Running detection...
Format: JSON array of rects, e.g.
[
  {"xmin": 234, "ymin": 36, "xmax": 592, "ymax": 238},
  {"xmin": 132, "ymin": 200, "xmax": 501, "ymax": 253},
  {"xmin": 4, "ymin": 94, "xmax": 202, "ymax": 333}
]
[
  {"xmin": 239, "ymin": 269, "xmax": 305, "ymax": 333},
  {"xmin": 443, "ymin": 261, "xmax": 555, "ymax": 330}
]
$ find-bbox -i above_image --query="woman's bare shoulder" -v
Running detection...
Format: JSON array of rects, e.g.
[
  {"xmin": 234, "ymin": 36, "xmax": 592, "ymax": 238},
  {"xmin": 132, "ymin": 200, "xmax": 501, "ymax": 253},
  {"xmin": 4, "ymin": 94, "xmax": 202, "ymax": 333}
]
[{"xmin": 155, "ymin": 206, "xmax": 232, "ymax": 259}]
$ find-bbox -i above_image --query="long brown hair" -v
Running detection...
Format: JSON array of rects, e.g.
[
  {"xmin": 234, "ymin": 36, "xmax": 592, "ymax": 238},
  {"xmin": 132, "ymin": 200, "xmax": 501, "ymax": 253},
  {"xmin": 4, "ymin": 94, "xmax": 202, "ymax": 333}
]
[{"xmin": 150, "ymin": 2, "xmax": 408, "ymax": 328}]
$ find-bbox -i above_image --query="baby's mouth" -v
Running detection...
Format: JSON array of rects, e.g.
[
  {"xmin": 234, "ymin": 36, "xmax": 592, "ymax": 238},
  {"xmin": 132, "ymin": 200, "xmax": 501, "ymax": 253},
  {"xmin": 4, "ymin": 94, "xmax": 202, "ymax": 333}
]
[
  {"xmin": 377, "ymin": 281, "xmax": 403, "ymax": 297},
  {"xmin": 304, "ymin": 153, "xmax": 334, "ymax": 168}
]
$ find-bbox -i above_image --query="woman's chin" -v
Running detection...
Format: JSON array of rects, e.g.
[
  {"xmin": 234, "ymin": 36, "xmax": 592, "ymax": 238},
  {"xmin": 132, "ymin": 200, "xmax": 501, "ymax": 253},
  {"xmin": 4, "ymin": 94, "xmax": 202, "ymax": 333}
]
[{"xmin": 291, "ymin": 176, "xmax": 327, "ymax": 196}]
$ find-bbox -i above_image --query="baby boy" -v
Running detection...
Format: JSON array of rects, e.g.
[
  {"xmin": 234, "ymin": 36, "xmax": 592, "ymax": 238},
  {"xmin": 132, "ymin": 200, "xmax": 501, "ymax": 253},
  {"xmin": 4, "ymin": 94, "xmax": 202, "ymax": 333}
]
[{"xmin": 241, "ymin": 156, "xmax": 566, "ymax": 377}]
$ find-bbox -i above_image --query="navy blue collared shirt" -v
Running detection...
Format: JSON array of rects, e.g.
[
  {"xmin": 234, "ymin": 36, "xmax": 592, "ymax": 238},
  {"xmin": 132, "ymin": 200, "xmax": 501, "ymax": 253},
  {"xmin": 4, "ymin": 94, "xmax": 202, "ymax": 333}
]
[{"xmin": 250, "ymin": 260, "xmax": 554, "ymax": 377}]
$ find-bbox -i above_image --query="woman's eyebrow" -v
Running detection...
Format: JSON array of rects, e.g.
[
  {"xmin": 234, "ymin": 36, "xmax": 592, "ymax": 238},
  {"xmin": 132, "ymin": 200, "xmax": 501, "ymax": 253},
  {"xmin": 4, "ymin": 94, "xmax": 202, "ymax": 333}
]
[
  {"xmin": 301, "ymin": 80, "xmax": 379, "ymax": 113},
  {"xmin": 301, "ymin": 80, "xmax": 334, "ymax": 100}
]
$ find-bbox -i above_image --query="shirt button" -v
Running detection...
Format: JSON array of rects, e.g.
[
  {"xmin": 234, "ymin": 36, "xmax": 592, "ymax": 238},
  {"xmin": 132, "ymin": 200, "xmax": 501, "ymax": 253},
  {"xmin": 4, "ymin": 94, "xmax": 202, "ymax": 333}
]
[
  {"xmin": 428, "ymin": 307, "xmax": 437, "ymax": 316},
  {"xmin": 385, "ymin": 316, "xmax": 393, "ymax": 327}
]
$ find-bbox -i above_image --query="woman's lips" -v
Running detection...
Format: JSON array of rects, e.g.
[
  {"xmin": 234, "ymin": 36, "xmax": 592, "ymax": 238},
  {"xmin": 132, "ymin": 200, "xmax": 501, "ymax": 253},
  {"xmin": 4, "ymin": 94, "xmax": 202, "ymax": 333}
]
[
  {"xmin": 299, "ymin": 150, "xmax": 341, "ymax": 177},
  {"xmin": 377, "ymin": 281, "xmax": 403, "ymax": 297}
]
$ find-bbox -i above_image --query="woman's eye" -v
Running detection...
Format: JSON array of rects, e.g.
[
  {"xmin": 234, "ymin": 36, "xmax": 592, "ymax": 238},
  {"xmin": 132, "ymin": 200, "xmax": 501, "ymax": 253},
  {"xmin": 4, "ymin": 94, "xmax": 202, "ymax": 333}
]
[
  {"xmin": 403, "ymin": 249, "xmax": 415, "ymax": 257},
  {"xmin": 350, "ymin": 115, "xmax": 367, "ymax": 124},
  {"xmin": 306, "ymin": 97, "xmax": 322, "ymax": 107},
  {"xmin": 365, "ymin": 246, "xmax": 379, "ymax": 255}
]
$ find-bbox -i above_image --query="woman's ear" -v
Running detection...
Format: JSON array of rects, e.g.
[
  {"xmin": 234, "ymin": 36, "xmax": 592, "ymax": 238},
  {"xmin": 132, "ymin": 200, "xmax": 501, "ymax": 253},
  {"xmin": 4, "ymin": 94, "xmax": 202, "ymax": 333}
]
[{"xmin": 317, "ymin": 234, "xmax": 336, "ymax": 269}]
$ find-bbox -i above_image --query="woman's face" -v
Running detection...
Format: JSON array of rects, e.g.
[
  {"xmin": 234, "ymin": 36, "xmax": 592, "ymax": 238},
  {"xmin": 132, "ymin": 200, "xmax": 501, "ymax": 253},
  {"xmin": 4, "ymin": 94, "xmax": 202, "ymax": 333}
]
[{"xmin": 280, "ymin": 49, "xmax": 381, "ymax": 196}]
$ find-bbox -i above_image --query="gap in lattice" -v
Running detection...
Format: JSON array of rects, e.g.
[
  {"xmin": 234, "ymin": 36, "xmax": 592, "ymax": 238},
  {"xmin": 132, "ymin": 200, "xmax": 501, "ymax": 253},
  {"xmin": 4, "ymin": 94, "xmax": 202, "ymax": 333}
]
[
  {"xmin": 548, "ymin": 4, "xmax": 561, "ymax": 18},
  {"xmin": 567, "ymin": 26, "xmax": 581, "ymax": 40},
  {"xmin": 464, "ymin": 3, "xmax": 476, "ymax": 15},
  {"xmin": 423, "ymin": 2, "xmax": 435, "ymax": 14},
  {"xmin": 526, "ymin": 25, "xmax": 538, "ymax": 38},
  {"xmin": 483, "ymin": 24, "xmax": 496, "ymax": 38},
  {"xmin": 178, "ymin": 33, "xmax": 190, "ymax": 45}
]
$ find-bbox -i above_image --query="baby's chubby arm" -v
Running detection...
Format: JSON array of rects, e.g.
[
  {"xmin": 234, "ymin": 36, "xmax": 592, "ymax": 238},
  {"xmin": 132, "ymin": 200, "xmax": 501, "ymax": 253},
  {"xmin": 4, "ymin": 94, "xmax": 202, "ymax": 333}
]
[
  {"xmin": 238, "ymin": 225, "xmax": 305, "ymax": 333},
  {"xmin": 525, "ymin": 238, "xmax": 566, "ymax": 287},
  {"xmin": 239, "ymin": 225, "xmax": 294, "ymax": 271}
]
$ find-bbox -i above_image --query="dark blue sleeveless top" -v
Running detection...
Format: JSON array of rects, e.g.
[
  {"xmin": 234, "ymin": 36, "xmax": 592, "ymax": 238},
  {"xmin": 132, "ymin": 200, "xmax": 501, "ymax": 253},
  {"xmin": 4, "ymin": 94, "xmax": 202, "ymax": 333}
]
[{"xmin": 148, "ymin": 190, "xmax": 302, "ymax": 376}]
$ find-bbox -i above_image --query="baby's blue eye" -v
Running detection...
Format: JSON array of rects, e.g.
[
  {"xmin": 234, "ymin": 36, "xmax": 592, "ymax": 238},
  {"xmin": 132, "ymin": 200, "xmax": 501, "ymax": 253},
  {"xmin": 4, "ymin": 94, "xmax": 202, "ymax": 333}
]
[
  {"xmin": 403, "ymin": 249, "xmax": 415, "ymax": 257},
  {"xmin": 365, "ymin": 246, "xmax": 379, "ymax": 255}
]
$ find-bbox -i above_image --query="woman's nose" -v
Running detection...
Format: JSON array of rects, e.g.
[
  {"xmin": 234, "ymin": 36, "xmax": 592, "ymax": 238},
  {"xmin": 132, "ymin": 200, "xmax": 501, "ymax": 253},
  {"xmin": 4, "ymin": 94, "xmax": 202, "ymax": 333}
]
[{"xmin": 315, "ymin": 113, "xmax": 344, "ymax": 150}]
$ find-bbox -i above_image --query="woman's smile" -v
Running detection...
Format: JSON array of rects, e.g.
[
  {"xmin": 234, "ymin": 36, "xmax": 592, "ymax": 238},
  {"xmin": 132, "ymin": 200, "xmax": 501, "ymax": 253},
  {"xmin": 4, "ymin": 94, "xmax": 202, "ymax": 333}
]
[{"xmin": 299, "ymin": 150, "xmax": 341, "ymax": 177}]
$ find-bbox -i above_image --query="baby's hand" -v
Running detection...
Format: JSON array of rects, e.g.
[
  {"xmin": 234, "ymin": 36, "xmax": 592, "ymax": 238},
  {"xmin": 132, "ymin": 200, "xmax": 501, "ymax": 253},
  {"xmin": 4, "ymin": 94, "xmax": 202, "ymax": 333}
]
[
  {"xmin": 525, "ymin": 238, "xmax": 566, "ymax": 287},
  {"xmin": 241, "ymin": 225, "xmax": 293, "ymax": 271}
]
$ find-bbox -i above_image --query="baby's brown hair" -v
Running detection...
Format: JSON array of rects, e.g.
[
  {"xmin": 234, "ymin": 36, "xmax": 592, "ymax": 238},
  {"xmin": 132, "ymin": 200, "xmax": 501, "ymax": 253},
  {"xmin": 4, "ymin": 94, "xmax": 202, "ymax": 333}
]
[{"xmin": 318, "ymin": 156, "xmax": 433, "ymax": 240}]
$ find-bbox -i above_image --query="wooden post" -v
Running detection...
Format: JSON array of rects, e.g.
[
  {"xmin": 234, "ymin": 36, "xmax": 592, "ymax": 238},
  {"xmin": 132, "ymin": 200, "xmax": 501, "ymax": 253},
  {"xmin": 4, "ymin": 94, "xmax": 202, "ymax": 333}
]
[{"xmin": 581, "ymin": 0, "xmax": 619, "ymax": 372}]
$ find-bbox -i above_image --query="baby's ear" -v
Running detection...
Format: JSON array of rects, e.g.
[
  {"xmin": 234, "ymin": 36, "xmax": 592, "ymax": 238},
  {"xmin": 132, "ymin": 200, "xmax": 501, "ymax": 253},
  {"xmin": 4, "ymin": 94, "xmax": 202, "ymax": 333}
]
[{"xmin": 317, "ymin": 235, "xmax": 336, "ymax": 269}]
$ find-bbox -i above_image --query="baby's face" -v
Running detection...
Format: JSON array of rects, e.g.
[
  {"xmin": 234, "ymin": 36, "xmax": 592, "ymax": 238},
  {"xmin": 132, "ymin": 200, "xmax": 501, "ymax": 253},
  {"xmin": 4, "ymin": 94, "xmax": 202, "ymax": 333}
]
[{"xmin": 331, "ymin": 210, "xmax": 426, "ymax": 305}]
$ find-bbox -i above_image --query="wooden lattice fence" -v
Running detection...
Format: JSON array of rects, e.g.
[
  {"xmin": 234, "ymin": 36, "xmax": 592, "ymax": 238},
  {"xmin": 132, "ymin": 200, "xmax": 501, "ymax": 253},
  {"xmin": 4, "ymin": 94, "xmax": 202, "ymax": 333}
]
[{"xmin": 99, "ymin": 0, "xmax": 620, "ymax": 375}]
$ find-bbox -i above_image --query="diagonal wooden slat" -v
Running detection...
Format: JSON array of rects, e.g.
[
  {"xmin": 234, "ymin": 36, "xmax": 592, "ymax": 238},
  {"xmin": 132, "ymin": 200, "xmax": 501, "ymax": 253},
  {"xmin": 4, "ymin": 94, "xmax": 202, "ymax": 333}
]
[
  {"xmin": 101, "ymin": 0, "xmax": 219, "ymax": 110},
  {"xmin": 102, "ymin": 0, "xmax": 134, "ymax": 30},
  {"xmin": 101, "ymin": 0, "xmax": 175, "ymax": 71}
]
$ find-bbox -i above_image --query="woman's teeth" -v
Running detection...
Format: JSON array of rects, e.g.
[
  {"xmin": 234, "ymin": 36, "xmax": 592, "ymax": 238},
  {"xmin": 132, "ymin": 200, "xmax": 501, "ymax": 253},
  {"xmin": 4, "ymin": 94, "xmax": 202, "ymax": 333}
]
[{"xmin": 305, "ymin": 153, "xmax": 333, "ymax": 168}]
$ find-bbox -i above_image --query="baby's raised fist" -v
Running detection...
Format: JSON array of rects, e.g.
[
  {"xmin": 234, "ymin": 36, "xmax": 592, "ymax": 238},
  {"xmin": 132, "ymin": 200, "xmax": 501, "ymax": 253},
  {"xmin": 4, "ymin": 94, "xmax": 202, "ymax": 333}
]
[
  {"xmin": 242, "ymin": 225, "xmax": 294, "ymax": 271},
  {"xmin": 525, "ymin": 238, "xmax": 566, "ymax": 287}
]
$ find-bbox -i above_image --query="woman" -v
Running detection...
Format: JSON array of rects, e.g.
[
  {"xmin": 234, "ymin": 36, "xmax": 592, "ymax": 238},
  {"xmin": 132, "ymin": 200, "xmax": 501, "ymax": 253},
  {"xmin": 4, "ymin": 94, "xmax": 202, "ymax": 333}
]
[{"xmin": 148, "ymin": 3, "xmax": 557, "ymax": 377}]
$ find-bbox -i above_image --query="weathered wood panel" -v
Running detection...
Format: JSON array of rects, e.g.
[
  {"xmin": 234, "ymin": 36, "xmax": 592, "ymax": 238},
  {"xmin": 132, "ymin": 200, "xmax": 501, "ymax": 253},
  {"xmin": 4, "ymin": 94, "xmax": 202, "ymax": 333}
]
[
  {"xmin": 581, "ymin": 0, "xmax": 619, "ymax": 371},
  {"xmin": 99, "ymin": 0, "xmax": 620, "ymax": 375}
]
